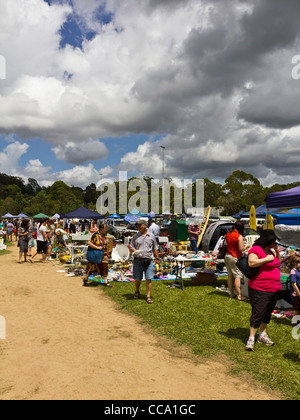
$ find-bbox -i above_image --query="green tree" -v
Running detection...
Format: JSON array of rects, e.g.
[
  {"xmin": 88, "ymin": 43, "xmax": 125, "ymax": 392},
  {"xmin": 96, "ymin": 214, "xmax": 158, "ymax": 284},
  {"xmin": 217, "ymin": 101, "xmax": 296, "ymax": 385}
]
[
  {"xmin": 84, "ymin": 183, "xmax": 97, "ymax": 206},
  {"xmin": 44, "ymin": 181, "xmax": 82, "ymax": 215},
  {"xmin": 25, "ymin": 190, "xmax": 48, "ymax": 216},
  {"xmin": 203, "ymin": 178, "xmax": 223, "ymax": 207},
  {"xmin": 25, "ymin": 178, "xmax": 42, "ymax": 196},
  {"xmin": 219, "ymin": 170, "xmax": 264, "ymax": 215}
]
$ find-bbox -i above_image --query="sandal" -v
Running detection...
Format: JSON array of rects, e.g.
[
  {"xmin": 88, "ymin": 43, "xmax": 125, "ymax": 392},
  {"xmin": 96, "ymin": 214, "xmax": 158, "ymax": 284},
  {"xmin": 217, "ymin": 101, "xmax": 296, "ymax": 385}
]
[
  {"xmin": 104, "ymin": 283, "xmax": 113, "ymax": 287},
  {"xmin": 134, "ymin": 291, "xmax": 140, "ymax": 299},
  {"xmin": 146, "ymin": 297, "xmax": 153, "ymax": 304}
]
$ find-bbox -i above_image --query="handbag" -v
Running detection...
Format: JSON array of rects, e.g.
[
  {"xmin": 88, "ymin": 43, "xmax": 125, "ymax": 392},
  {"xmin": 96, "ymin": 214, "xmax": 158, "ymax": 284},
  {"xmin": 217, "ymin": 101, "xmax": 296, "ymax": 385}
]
[
  {"xmin": 236, "ymin": 246, "xmax": 268, "ymax": 279},
  {"xmin": 218, "ymin": 237, "xmax": 227, "ymax": 259},
  {"xmin": 236, "ymin": 254, "xmax": 259, "ymax": 279},
  {"xmin": 86, "ymin": 248, "xmax": 104, "ymax": 264},
  {"xmin": 86, "ymin": 234, "xmax": 104, "ymax": 264}
]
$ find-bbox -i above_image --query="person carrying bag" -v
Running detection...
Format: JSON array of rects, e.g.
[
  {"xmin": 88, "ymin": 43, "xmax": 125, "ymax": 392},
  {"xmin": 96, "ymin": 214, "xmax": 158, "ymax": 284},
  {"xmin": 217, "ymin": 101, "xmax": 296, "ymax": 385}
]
[
  {"xmin": 84, "ymin": 223, "xmax": 111, "ymax": 287},
  {"xmin": 86, "ymin": 235, "xmax": 104, "ymax": 264},
  {"xmin": 245, "ymin": 230, "xmax": 281, "ymax": 352}
]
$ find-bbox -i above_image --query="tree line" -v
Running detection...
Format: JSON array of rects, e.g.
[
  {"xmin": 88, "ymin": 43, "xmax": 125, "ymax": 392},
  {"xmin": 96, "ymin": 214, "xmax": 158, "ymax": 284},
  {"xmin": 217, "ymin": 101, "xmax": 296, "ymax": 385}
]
[{"xmin": 0, "ymin": 170, "xmax": 299, "ymax": 217}]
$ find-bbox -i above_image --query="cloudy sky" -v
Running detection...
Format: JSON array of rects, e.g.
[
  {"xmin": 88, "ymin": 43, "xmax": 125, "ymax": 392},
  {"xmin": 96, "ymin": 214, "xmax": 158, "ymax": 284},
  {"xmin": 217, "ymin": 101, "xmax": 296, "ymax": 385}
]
[{"xmin": 0, "ymin": 0, "xmax": 300, "ymax": 188}]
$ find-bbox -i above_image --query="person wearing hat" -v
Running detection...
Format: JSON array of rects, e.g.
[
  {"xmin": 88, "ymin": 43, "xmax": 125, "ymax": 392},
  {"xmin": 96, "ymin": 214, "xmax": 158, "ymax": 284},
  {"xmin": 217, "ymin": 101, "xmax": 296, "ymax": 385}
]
[
  {"xmin": 130, "ymin": 218, "xmax": 159, "ymax": 304},
  {"xmin": 245, "ymin": 230, "xmax": 281, "ymax": 351}
]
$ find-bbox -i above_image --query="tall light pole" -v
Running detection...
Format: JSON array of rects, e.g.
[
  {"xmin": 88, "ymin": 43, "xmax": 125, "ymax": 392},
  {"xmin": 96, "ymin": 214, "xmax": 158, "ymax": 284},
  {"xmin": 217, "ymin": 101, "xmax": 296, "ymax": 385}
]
[
  {"xmin": 160, "ymin": 146, "xmax": 165, "ymax": 214},
  {"xmin": 99, "ymin": 172, "xmax": 103, "ymax": 215}
]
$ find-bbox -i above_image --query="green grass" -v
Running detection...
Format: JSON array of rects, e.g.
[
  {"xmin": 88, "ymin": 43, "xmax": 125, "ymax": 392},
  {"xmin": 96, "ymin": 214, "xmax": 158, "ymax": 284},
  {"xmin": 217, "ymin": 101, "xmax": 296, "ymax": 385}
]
[
  {"xmin": 99, "ymin": 278, "xmax": 300, "ymax": 400},
  {"xmin": 0, "ymin": 240, "xmax": 13, "ymax": 256}
]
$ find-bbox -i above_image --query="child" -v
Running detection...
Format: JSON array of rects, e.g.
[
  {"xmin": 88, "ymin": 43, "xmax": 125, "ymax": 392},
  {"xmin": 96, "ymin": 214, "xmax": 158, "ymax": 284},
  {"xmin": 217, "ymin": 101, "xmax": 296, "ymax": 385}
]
[{"xmin": 287, "ymin": 254, "xmax": 300, "ymax": 326}]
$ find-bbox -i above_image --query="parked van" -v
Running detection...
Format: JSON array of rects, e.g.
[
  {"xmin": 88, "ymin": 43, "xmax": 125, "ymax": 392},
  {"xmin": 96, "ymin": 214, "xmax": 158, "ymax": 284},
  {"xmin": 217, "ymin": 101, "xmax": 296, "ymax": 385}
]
[{"xmin": 201, "ymin": 221, "xmax": 258, "ymax": 252}]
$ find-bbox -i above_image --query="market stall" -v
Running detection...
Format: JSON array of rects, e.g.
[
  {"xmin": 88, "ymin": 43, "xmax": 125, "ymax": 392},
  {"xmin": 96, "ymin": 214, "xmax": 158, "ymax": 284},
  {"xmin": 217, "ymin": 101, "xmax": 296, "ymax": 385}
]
[
  {"xmin": 265, "ymin": 186, "xmax": 300, "ymax": 248},
  {"xmin": 60, "ymin": 206, "xmax": 104, "ymax": 220}
]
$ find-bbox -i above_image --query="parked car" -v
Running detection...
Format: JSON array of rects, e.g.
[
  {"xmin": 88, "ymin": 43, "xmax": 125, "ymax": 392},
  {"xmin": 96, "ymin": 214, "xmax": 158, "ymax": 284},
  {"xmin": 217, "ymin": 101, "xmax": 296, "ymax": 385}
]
[
  {"xmin": 106, "ymin": 219, "xmax": 129, "ymax": 238},
  {"xmin": 201, "ymin": 221, "xmax": 258, "ymax": 252}
]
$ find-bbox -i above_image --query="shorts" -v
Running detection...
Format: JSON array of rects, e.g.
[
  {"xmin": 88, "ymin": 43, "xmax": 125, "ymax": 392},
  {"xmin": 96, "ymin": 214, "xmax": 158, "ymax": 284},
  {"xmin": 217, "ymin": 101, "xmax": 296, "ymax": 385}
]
[
  {"xmin": 224, "ymin": 254, "xmax": 243, "ymax": 278},
  {"xmin": 248, "ymin": 287, "xmax": 280, "ymax": 328},
  {"xmin": 37, "ymin": 240, "xmax": 47, "ymax": 254},
  {"xmin": 133, "ymin": 259, "xmax": 154, "ymax": 281}
]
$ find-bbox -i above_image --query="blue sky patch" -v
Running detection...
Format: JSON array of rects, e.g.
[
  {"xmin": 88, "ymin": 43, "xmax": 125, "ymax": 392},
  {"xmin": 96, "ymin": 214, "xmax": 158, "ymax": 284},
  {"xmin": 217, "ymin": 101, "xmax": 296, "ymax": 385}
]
[
  {"xmin": 44, "ymin": 0, "xmax": 113, "ymax": 50},
  {"xmin": 59, "ymin": 13, "xmax": 96, "ymax": 49}
]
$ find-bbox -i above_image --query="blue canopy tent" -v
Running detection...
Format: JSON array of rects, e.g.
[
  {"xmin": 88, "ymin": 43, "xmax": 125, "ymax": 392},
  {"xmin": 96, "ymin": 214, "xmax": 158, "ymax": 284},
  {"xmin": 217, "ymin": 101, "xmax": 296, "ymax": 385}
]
[
  {"xmin": 266, "ymin": 186, "xmax": 300, "ymax": 208},
  {"xmin": 126, "ymin": 208, "xmax": 147, "ymax": 217},
  {"xmin": 265, "ymin": 186, "xmax": 300, "ymax": 227},
  {"xmin": 240, "ymin": 205, "xmax": 269, "ymax": 217},
  {"xmin": 124, "ymin": 214, "xmax": 140, "ymax": 223},
  {"xmin": 16, "ymin": 213, "xmax": 29, "ymax": 218},
  {"xmin": 233, "ymin": 205, "xmax": 280, "ymax": 218},
  {"xmin": 232, "ymin": 210, "xmax": 247, "ymax": 218},
  {"xmin": 124, "ymin": 208, "xmax": 147, "ymax": 223},
  {"xmin": 3, "ymin": 213, "xmax": 15, "ymax": 218},
  {"xmin": 107, "ymin": 213, "xmax": 121, "ymax": 219},
  {"xmin": 60, "ymin": 206, "xmax": 104, "ymax": 220}
]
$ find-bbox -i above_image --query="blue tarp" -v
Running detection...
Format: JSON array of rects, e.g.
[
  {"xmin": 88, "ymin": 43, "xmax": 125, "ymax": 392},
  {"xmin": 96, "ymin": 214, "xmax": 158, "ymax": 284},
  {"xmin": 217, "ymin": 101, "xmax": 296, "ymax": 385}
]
[{"xmin": 273, "ymin": 213, "xmax": 300, "ymax": 226}]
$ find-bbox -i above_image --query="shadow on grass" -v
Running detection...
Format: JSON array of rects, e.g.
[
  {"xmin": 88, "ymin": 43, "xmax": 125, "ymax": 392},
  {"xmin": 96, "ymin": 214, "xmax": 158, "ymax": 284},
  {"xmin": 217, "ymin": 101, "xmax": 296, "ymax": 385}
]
[
  {"xmin": 122, "ymin": 293, "xmax": 152, "ymax": 301},
  {"xmin": 218, "ymin": 327, "xmax": 249, "ymax": 344},
  {"xmin": 283, "ymin": 353, "xmax": 300, "ymax": 364}
]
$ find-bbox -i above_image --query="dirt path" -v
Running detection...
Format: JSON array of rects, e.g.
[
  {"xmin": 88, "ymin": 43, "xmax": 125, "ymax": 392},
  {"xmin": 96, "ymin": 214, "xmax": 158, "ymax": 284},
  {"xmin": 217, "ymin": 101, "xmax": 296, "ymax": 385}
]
[{"xmin": 0, "ymin": 242, "xmax": 278, "ymax": 400}]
